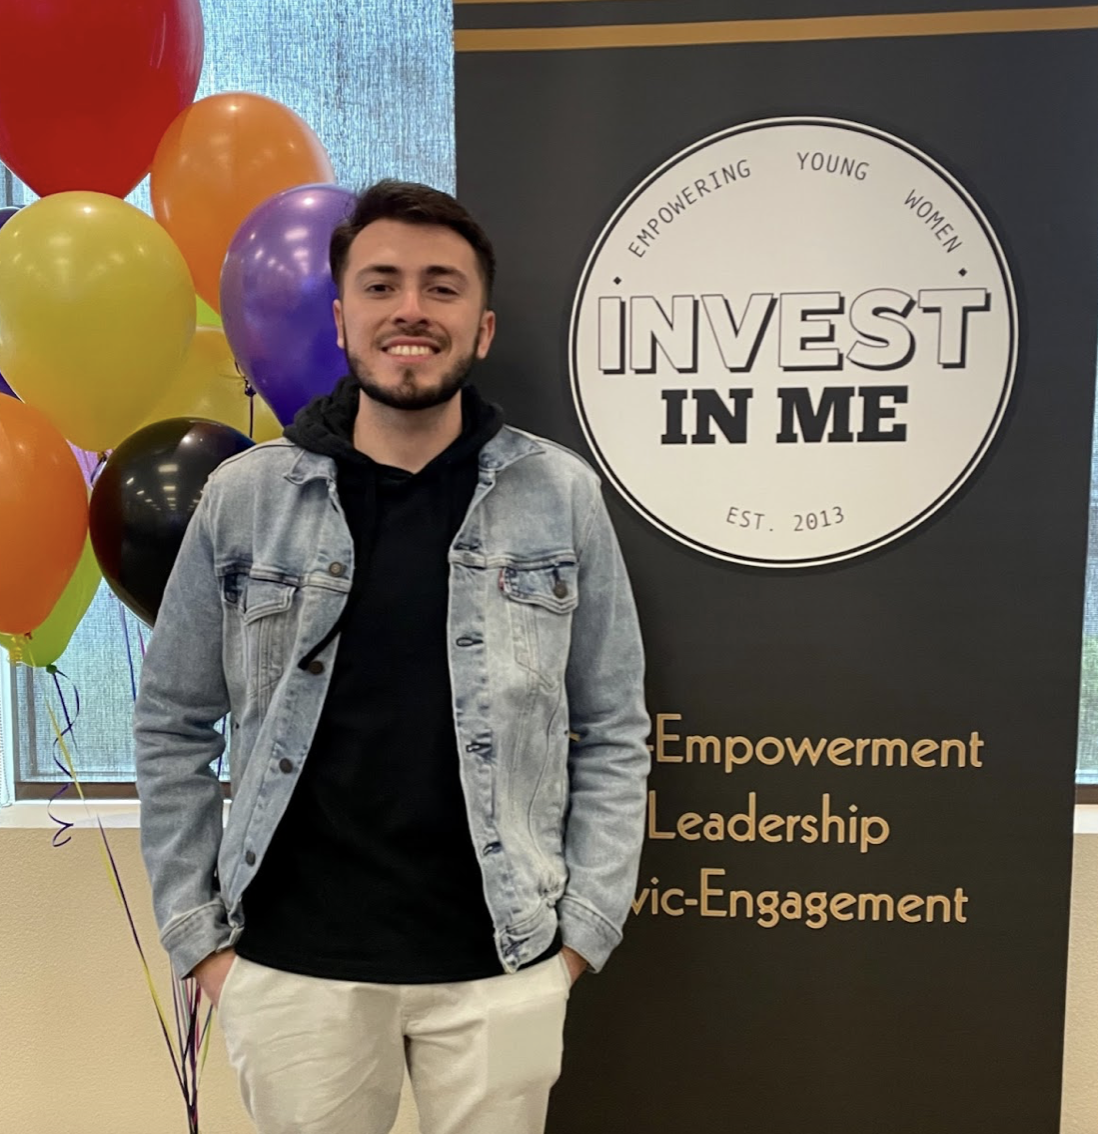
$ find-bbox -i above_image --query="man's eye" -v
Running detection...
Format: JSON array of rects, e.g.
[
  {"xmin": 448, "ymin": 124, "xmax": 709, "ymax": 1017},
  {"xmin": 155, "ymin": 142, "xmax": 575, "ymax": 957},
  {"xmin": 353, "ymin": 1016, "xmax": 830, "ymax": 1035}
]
[{"xmin": 364, "ymin": 282, "xmax": 390, "ymax": 293}]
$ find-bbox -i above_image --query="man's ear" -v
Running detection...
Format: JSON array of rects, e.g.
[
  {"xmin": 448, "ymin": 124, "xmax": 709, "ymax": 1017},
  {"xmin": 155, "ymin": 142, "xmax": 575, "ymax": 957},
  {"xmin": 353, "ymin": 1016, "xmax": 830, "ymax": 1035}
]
[
  {"xmin": 476, "ymin": 309, "xmax": 496, "ymax": 359},
  {"xmin": 333, "ymin": 298, "xmax": 344, "ymax": 349}
]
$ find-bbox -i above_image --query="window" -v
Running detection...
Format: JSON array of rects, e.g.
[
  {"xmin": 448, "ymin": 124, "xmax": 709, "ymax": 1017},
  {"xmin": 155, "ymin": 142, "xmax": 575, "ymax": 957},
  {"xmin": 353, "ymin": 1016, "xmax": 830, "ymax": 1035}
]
[{"xmin": 1075, "ymin": 389, "xmax": 1098, "ymax": 800}]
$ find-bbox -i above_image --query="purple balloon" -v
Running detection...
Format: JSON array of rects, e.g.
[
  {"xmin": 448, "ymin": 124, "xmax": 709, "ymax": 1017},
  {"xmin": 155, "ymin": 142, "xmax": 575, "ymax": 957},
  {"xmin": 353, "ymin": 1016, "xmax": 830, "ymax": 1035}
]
[
  {"xmin": 0, "ymin": 372, "xmax": 14, "ymax": 398},
  {"xmin": 220, "ymin": 184, "xmax": 355, "ymax": 425}
]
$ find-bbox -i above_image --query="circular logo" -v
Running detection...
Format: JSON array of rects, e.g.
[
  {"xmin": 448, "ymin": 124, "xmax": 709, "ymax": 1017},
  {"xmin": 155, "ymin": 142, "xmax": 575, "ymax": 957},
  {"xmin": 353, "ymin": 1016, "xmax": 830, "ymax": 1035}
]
[{"xmin": 569, "ymin": 118, "xmax": 1017, "ymax": 567}]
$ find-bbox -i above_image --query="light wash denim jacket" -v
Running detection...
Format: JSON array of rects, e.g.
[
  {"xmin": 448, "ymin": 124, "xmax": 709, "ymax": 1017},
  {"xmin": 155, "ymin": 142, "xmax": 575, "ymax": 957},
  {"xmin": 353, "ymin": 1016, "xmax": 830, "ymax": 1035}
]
[{"xmin": 134, "ymin": 426, "xmax": 650, "ymax": 980}]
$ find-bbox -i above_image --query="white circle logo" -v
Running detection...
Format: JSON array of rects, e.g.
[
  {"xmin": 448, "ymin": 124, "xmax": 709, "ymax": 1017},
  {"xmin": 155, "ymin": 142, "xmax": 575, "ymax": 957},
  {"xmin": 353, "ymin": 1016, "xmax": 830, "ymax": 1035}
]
[{"xmin": 569, "ymin": 118, "xmax": 1017, "ymax": 567}]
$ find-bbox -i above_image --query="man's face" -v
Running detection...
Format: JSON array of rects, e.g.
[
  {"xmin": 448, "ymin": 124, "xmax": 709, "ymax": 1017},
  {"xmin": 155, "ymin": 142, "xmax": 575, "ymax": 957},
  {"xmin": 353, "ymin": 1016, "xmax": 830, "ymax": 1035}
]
[{"xmin": 333, "ymin": 218, "xmax": 496, "ymax": 411}]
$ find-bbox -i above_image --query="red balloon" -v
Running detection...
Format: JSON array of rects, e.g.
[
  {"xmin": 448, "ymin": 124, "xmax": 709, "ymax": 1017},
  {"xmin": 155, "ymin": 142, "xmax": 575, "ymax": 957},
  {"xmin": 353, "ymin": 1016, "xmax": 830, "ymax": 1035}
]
[{"xmin": 0, "ymin": 0, "xmax": 204, "ymax": 198}]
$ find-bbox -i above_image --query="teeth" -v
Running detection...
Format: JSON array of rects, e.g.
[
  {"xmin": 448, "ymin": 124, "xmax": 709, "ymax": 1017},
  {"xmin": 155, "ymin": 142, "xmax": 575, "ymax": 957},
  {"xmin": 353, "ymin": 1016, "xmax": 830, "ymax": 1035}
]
[{"xmin": 387, "ymin": 344, "xmax": 434, "ymax": 356}]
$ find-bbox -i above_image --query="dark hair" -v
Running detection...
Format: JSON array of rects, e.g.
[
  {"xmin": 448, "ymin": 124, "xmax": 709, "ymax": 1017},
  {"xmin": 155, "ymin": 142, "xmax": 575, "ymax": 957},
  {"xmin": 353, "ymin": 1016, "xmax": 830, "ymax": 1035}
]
[{"xmin": 329, "ymin": 179, "xmax": 496, "ymax": 301}]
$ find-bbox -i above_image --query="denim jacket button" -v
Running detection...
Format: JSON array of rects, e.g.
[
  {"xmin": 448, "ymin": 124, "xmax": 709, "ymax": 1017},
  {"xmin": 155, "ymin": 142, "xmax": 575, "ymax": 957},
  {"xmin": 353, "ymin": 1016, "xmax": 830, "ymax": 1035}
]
[
  {"xmin": 552, "ymin": 581, "xmax": 568, "ymax": 599},
  {"xmin": 245, "ymin": 850, "xmax": 256, "ymax": 866},
  {"xmin": 278, "ymin": 758, "xmax": 294, "ymax": 773},
  {"xmin": 307, "ymin": 660, "xmax": 325, "ymax": 675},
  {"xmin": 328, "ymin": 562, "xmax": 346, "ymax": 577}
]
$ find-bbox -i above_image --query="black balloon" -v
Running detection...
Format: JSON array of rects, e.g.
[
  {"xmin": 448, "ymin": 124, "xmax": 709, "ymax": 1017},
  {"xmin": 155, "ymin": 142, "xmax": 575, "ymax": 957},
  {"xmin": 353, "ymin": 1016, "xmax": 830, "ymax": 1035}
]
[{"xmin": 90, "ymin": 417, "xmax": 253, "ymax": 625}]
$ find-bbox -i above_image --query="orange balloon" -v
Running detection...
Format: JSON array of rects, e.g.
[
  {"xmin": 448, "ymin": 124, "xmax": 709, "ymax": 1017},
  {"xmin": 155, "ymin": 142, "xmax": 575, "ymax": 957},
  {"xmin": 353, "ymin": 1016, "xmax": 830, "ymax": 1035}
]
[
  {"xmin": 0, "ymin": 397, "xmax": 88, "ymax": 636},
  {"xmin": 150, "ymin": 92, "xmax": 335, "ymax": 312}
]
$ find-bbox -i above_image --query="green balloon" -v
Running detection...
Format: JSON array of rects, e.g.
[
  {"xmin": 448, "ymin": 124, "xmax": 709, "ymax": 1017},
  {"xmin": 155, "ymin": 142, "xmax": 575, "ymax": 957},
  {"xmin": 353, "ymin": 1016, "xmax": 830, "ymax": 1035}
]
[
  {"xmin": 196, "ymin": 295, "xmax": 222, "ymax": 328},
  {"xmin": 1, "ymin": 536, "xmax": 101, "ymax": 667}
]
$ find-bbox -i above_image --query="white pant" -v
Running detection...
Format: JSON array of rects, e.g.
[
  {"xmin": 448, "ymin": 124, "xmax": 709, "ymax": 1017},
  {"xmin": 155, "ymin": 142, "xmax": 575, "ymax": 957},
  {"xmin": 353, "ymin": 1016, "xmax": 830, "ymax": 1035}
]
[{"xmin": 217, "ymin": 953, "xmax": 572, "ymax": 1134}]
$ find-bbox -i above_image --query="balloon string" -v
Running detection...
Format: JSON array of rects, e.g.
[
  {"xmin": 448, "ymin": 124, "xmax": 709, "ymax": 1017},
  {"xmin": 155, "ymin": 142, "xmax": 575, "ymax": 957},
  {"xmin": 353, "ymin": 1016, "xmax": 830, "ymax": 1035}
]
[
  {"xmin": 44, "ymin": 696, "xmax": 206, "ymax": 1124},
  {"xmin": 42, "ymin": 577, "xmax": 207, "ymax": 1127},
  {"xmin": 195, "ymin": 1003, "xmax": 215, "ymax": 1127},
  {"xmin": 46, "ymin": 668, "xmax": 82, "ymax": 848},
  {"xmin": 244, "ymin": 379, "xmax": 256, "ymax": 440},
  {"xmin": 119, "ymin": 606, "xmax": 206, "ymax": 1128},
  {"xmin": 117, "ymin": 597, "xmax": 138, "ymax": 701},
  {"xmin": 174, "ymin": 972, "xmax": 209, "ymax": 1132},
  {"xmin": 46, "ymin": 775, "xmax": 73, "ymax": 847},
  {"xmin": 171, "ymin": 973, "xmax": 186, "ymax": 1081},
  {"xmin": 215, "ymin": 715, "xmax": 227, "ymax": 781},
  {"xmin": 74, "ymin": 448, "xmax": 99, "ymax": 484},
  {"xmin": 6, "ymin": 634, "xmax": 26, "ymax": 665},
  {"xmin": 51, "ymin": 667, "xmax": 82, "ymax": 741},
  {"xmin": 91, "ymin": 451, "xmax": 110, "ymax": 486}
]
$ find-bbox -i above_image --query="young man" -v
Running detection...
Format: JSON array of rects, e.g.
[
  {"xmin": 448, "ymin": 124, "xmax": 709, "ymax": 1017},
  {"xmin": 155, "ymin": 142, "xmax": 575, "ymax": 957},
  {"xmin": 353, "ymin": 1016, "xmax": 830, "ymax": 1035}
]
[{"xmin": 134, "ymin": 180, "xmax": 650, "ymax": 1134}]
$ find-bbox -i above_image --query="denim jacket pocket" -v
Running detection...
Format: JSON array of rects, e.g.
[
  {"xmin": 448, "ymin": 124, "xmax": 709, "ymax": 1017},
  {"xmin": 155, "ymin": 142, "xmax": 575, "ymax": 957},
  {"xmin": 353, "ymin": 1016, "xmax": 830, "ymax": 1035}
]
[
  {"xmin": 501, "ymin": 559, "xmax": 578, "ymax": 688},
  {"xmin": 225, "ymin": 574, "xmax": 298, "ymax": 715},
  {"xmin": 240, "ymin": 578, "xmax": 295, "ymax": 623}
]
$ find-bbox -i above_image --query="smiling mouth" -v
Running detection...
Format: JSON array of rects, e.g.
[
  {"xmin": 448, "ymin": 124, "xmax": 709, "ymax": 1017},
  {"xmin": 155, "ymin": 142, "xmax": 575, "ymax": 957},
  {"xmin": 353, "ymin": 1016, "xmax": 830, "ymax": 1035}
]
[{"xmin": 384, "ymin": 344, "xmax": 438, "ymax": 357}]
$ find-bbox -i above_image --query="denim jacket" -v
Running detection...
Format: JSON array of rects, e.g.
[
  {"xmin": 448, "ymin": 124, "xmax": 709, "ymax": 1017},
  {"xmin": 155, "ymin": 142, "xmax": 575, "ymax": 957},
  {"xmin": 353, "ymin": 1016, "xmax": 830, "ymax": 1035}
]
[{"xmin": 134, "ymin": 426, "xmax": 650, "ymax": 980}]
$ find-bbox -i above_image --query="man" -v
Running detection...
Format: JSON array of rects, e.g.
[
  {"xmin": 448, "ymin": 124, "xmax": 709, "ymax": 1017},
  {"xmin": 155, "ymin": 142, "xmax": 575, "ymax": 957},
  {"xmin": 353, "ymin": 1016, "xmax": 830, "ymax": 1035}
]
[{"xmin": 134, "ymin": 180, "xmax": 650, "ymax": 1134}]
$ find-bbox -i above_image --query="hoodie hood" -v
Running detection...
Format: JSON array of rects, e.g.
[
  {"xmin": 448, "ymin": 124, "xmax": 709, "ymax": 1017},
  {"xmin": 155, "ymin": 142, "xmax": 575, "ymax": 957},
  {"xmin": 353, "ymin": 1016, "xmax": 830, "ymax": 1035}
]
[{"xmin": 283, "ymin": 375, "xmax": 504, "ymax": 473}]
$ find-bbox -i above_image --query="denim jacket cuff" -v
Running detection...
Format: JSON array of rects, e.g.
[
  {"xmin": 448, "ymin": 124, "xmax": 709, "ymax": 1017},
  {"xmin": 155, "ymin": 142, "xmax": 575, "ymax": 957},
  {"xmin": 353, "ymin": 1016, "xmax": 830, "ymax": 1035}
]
[
  {"xmin": 557, "ymin": 894, "xmax": 622, "ymax": 973},
  {"xmin": 161, "ymin": 899, "xmax": 233, "ymax": 979}
]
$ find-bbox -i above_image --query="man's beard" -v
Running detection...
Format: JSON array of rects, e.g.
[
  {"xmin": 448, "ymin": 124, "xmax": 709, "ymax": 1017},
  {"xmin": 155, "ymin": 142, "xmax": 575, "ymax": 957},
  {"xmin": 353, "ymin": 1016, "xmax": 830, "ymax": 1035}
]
[{"xmin": 345, "ymin": 340, "xmax": 477, "ymax": 412}]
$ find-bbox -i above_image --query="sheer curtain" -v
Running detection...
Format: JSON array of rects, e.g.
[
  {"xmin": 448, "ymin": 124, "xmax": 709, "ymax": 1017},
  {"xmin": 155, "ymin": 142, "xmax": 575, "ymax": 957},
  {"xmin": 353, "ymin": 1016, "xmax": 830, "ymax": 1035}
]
[
  {"xmin": 1, "ymin": 0, "xmax": 454, "ymax": 791},
  {"xmin": 1078, "ymin": 390, "xmax": 1098, "ymax": 786}
]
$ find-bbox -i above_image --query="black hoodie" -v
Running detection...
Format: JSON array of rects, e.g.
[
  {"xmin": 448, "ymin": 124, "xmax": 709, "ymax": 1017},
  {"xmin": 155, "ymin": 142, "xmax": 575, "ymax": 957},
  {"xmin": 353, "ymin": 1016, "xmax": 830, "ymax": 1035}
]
[{"xmin": 235, "ymin": 377, "xmax": 509, "ymax": 983}]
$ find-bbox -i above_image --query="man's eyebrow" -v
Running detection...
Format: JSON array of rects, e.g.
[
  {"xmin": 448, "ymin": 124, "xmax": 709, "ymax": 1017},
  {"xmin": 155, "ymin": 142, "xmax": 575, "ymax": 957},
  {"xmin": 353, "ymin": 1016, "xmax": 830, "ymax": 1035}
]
[
  {"xmin": 423, "ymin": 264, "xmax": 468, "ymax": 282},
  {"xmin": 353, "ymin": 264, "xmax": 469, "ymax": 283},
  {"xmin": 354, "ymin": 264, "xmax": 398, "ymax": 282}
]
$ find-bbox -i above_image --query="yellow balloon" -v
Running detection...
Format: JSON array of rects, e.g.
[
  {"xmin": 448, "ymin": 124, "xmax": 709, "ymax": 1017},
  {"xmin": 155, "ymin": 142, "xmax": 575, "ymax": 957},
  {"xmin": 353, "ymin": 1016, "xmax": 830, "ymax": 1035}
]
[
  {"xmin": 0, "ymin": 536, "xmax": 101, "ymax": 668},
  {"xmin": 0, "ymin": 192, "xmax": 195, "ymax": 451},
  {"xmin": 140, "ymin": 325, "xmax": 282, "ymax": 442}
]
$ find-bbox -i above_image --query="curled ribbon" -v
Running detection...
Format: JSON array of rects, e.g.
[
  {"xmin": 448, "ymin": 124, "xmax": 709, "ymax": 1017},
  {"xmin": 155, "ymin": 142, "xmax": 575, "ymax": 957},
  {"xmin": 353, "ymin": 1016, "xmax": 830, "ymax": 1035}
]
[{"xmin": 45, "ymin": 667, "xmax": 81, "ymax": 847}]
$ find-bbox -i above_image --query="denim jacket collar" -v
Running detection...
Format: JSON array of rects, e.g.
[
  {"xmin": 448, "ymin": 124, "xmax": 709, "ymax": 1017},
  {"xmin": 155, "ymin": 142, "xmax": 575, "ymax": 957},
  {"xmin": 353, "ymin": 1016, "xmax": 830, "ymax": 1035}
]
[{"xmin": 279, "ymin": 425, "xmax": 546, "ymax": 487}]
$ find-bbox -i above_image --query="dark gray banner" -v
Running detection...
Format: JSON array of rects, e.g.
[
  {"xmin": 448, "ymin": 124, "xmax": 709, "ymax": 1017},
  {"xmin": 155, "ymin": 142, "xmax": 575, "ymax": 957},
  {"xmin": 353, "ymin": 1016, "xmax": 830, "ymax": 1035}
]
[{"xmin": 456, "ymin": 4, "xmax": 1097, "ymax": 1130}]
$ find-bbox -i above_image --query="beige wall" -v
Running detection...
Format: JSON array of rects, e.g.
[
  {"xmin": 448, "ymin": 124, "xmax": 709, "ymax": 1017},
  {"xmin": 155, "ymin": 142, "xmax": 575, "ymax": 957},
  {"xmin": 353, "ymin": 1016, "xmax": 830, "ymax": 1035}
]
[
  {"xmin": 1063, "ymin": 820, "xmax": 1098, "ymax": 1134},
  {"xmin": 0, "ymin": 823, "xmax": 417, "ymax": 1134},
  {"xmin": 1, "ymin": 816, "xmax": 1095, "ymax": 1134}
]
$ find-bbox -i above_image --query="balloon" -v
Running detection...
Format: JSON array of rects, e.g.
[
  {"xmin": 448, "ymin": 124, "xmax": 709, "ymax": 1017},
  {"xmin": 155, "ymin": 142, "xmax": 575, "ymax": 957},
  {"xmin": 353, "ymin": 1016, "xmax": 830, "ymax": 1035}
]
[
  {"xmin": 0, "ymin": 0, "xmax": 203, "ymax": 198},
  {"xmin": 0, "ymin": 208, "xmax": 17, "ymax": 396},
  {"xmin": 89, "ymin": 418, "xmax": 253, "ymax": 625},
  {"xmin": 0, "ymin": 397, "xmax": 88, "ymax": 636},
  {"xmin": 0, "ymin": 192, "xmax": 195, "ymax": 451},
  {"xmin": 140, "ymin": 326, "xmax": 283, "ymax": 443},
  {"xmin": 197, "ymin": 296, "xmax": 223, "ymax": 328},
  {"xmin": 221, "ymin": 184, "xmax": 355, "ymax": 424},
  {"xmin": 0, "ymin": 537, "xmax": 101, "ymax": 668},
  {"xmin": 151, "ymin": 92, "xmax": 335, "ymax": 310}
]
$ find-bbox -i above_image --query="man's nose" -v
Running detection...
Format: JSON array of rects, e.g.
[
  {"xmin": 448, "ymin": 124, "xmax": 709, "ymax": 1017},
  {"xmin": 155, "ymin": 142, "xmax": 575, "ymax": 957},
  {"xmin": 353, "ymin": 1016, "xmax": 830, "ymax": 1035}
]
[{"xmin": 393, "ymin": 287, "xmax": 428, "ymax": 324}]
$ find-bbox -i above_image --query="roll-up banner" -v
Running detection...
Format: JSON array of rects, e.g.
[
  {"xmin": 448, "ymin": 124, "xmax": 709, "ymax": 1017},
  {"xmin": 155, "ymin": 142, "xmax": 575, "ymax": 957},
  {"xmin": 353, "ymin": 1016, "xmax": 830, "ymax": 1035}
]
[{"xmin": 455, "ymin": 4, "xmax": 1098, "ymax": 1130}]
